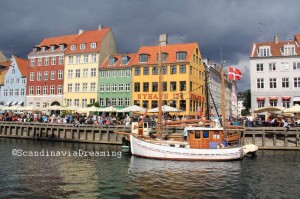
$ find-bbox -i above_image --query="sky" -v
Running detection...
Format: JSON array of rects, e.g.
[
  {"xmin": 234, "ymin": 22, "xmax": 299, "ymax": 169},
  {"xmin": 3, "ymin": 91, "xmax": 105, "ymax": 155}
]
[{"xmin": 1, "ymin": 0, "xmax": 300, "ymax": 92}]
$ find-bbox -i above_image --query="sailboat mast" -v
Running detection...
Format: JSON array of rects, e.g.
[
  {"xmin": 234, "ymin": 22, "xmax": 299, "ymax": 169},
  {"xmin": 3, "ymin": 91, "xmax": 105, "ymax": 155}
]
[
  {"xmin": 157, "ymin": 41, "xmax": 163, "ymax": 136},
  {"xmin": 221, "ymin": 67, "xmax": 226, "ymax": 129}
]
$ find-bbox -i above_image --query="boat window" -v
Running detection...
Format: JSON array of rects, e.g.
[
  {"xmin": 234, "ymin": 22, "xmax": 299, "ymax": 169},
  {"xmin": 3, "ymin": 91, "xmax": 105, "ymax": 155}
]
[
  {"xmin": 170, "ymin": 144, "xmax": 175, "ymax": 147},
  {"xmin": 195, "ymin": 131, "xmax": 200, "ymax": 139},
  {"xmin": 203, "ymin": 131, "xmax": 209, "ymax": 138},
  {"xmin": 213, "ymin": 131, "xmax": 220, "ymax": 139}
]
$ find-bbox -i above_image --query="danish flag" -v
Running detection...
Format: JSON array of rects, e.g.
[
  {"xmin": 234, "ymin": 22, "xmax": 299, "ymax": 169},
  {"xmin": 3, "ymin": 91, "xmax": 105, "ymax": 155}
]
[{"xmin": 228, "ymin": 66, "xmax": 243, "ymax": 80}]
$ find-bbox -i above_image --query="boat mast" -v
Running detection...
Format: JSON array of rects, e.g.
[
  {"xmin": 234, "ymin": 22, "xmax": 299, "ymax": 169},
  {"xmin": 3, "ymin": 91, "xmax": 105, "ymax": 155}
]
[
  {"xmin": 157, "ymin": 36, "xmax": 163, "ymax": 136},
  {"xmin": 221, "ymin": 64, "xmax": 226, "ymax": 129}
]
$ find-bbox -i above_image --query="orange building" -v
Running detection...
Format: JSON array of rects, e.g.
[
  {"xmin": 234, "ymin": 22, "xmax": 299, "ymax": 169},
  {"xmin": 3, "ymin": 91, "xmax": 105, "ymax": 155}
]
[{"xmin": 131, "ymin": 35, "xmax": 206, "ymax": 117}]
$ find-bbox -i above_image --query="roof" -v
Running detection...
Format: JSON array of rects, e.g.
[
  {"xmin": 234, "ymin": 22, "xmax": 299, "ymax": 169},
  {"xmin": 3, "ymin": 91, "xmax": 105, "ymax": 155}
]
[
  {"xmin": 131, "ymin": 42, "xmax": 198, "ymax": 65},
  {"xmin": 101, "ymin": 53, "xmax": 136, "ymax": 69},
  {"xmin": 250, "ymin": 36, "xmax": 300, "ymax": 58},
  {"xmin": 0, "ymin": 60, "xmax": 11, "ymax": 68},
  {"xmin": 65, "ymin": 28, "xmax": 110, "ymax": 55},
  {"xmin": 0, "ymin": 51, "xmax": 7, "ymax": 62},
  {"xmin": 14, "ymin": 56, "xmax": 28, "ymax": 76}
]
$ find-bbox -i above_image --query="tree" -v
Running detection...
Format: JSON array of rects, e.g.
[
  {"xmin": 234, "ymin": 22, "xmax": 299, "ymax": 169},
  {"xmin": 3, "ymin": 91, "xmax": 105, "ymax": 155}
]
[{"xmin": 240, "ymin": 89, "xmax": 251, "ymax": 116}]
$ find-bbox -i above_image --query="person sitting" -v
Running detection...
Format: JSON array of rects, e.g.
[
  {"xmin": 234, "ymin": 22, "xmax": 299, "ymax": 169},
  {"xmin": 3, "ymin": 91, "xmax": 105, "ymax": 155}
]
[{"xmin": 283, "ymin": 119, "xmax": 290, "ymax": 132}]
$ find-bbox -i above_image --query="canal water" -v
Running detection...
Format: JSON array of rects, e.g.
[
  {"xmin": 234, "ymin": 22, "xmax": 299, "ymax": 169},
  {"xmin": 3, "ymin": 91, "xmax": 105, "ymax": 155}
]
[{"xmin": 0, "ymin": 138, "xmax": 299, "ymax": 199}]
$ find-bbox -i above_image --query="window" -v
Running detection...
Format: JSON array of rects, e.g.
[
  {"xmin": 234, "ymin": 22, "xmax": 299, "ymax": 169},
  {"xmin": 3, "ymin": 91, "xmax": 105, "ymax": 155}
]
[
  {"xmin": 180, "ymin": 81, "xmax": 186, "ymax": 91},
  {"xmin": 270, "ymin": 100, "xmax": 277, "ymax": 107},
  {"xmin": 69, "ymin": 56, "xmax": 73, "ymax": 64},
  {"xmin": 99, "ymin": 98, "xmax": 105, "ymax": 106},
  {"xmin": 15, "ymin": 89, "xmax": 19, "ymax": 96},
  {"xmin": 37, "ymin": 72, "xmax": 42, "ymax": 81},
  {"xmin": 68, "ymin": 69, "xmax": 73, "ymax": 78},
  {"xmin": 42, "ymin": 47, "xmax": 46, "ymax": 52},
  {"xmin": 90, "ymin": 82, "xmax": 96, "ymax": 91},
  {"xmin": 76, "ymin": 55, "xmax": 80, "ymax": 64},
  {"xmin": 179, "ymin": 100, "xmax": 186, "ymax": 111},
  {"xmin": 112, "ymin": 70, "xmax": 117, "ymax": 77},
  {"xmin": 30, "ymin": 59, "xmax": 35, "ymax": 67},
  {"xmin": 90, "ymin": 98, "xmax": 95, "ymax": 104},
  {"xmin": 256, "ymin": 63, "xmax": 263, "ymax": 71},
  {"xmin": 152, "ymin": 82, "xmax": 158, "ymax": 92},
  {"xmin": 75, "ymin": 83, "xmax": 80, "ymax": 92},
  {"xmin": 80, "ymin": 44, "xmax": 86, "ymax": 50},
  {"xmin": 118, "ymin": 98, "xmax": 123, "ymax": 106},
  {"xmin": 106, "ymin": 71, "xmax": 111, "ymax": 78},
  {"xmin": 151, "ymin": 100, "xmax": 158, "ymax": 109},
  {"xmin": 83, "ymin": 68, "xmax": 88, "ymax": 77},
  {"xmin": 74, "ymin": 99, "xmax": 79, "ymax": 106},
  {"xmin": 30, "ymin": 72, "xmax": 35, "ymax": 81},
  {"xmin": 179, "ymin": 65, "xmax": 186, "ymax": 74},
  {"xmin": 269, "ymin": 63, "xmax": 276, "ymax": 71},
  {"xmin": 121, "ymin": 56, "xmax": 129, "ymax": 65},
  {"xmin": 161, "ymin": 53, "xmax": 167, "ymax": 62},
  {"xmin": 36, "ymin": 86, "xmax": 41, "ymax": 95},
  {"xmin": 71, "ymin": 45, "xmax": 76, "ymax": 51},
  {"xmin": 43, "ymin": 86, "xmax": 48, "ymax": 95},
  {"xmin": 50, "ymin": 85, "xmax": 55, "ymax": 94},
  {"xmin": 21, "ymin": 89, "xmax": 25, "ymax": 96},
  {"xmin": 134, "ymin": 83, "xmax": 140, "ymax": 92},
  {"xmin": 91, "ymin": 68, "xmax": 96, "ymax": 77},
  {"xmin": 91, "ymin": 42, "xmax": 97, "ymax": 48},
  {"xmin": 143, "ymin": 67, "xmax": 149, "ymax": 75},
  {"xmin": 258, "ymin": 47, "xmax": 271, "ymax": 57},
  {"xmin": 294, "ymin": 77, "xmax": 300, "ymax": 88},
  {"xmin": 76, "ymin": 69, "xmax": 80, "ymax": 78},
  {"xmin": 4, "ymin": 89, "xmax": 7, "ymax": 96},
  {"xmin": 119, "ymin": 84, "xmax": 124, "ymax": 92},
  {"xmin": 51, "ymin": 57, "xmax": 56, "ymax": 65},
  {"xmin": 99, "ymin": 84, "xmax": 105, "ymax": 92},
  {"xmin": 59, "ymin": 56, "xmax": 64, "ymax": 65},
  {"xmin": 124, "ymin": 98, "xmax": 130, "ymax": 106},
  {"xmin": 139, "ymin": 54, "xmax": 149, "ymax": 62},
  {"xmin": 51, "ymin": 46, "xmax": 56, "ymax": 51},
  {"xmin": 293, "ymin": 62, "xmax": 300, "ymax": 70},
  {"xmin": 203, "ymin": 131, "xmax": 209, "ymax": 138},
  {"xmin": 257, "ymin": 100, "xmax": 265, "ymax": 108},
  {"xmin": 60, "ymin": 45, "xmax": 65, "ymax": 50},
  {"xmin": 106, "ymin": 84, "xmax": 111, "ymax": 92},
  {"xmin": 38, "ymin": 58, "xmax": 42, "ymax": 66},
  {"xmin": 51, "ymin": 71, "xmax": 55, "ymax": 80},
  {"xmin": 142, "ymin": 100, "xmax": 148, "ymax": 108},
  {"xmin": 176, "ymin": 52, "xmax": 187, "ymax": 60},
  {"xmin": 82, "ymin": 83, "xmax": 87, "ymax": 92},
  {"xmin": 109, "ymin": 56, "xmax": 117, "ymax": 66},
  {"xmin": 92, "ymin": 54, "xmax": 97, "ymax": 62},
  {"xmin": 283, "ymin": 45, "xmax": 295, "ymax": 56},
  {"xmin": 269, "ymin": 78, "xmax": 277, "ymax": 88},
  {"xmin": 29, "ymin": 86, "xmax": 34, "ymax": 95},
  {"xmin": 67, "ymin": 83, "xmax": 72, "ymax": 92},
  {"xmin": 44, "ymin": 57, "xmax": 49, "ymax": 66},
  {"xmin": 282, "ymin": 99, "xmax": 291, "ymax": 108},
  {"xmin": 195, "ymin": 131, "xmax": 200, "ymax": 139},
  {"xmin": 84, "ymin": 54, "xmax": 88, "ymax": 63},
  {"xmin": 170, "ymin": 81, "xmax": 177, "ymax": 91},
  {"xmin": 143, "ymin": 82, "xmax": 149, "ymax": 92},
  {"xmin": 152, "ymin": 67, "xmax": 158, "ymax": 75},
  {"xmin": 57, "ymin": 85, "xmax": 62, "ymax": 94},
  {"xmin": 257, "ymin": 78, "xmax": 264, "ymax": 89},
  {"xmin": 282, "ymin": 77, "xmax": 289, "ymax": 88},
  {"xmin": 112, "ymin": 84, "xmax": 117, "ymax": 92},
  {"xmin": 58, "ymin": 70, "xmax": 63, "ymax": 79},
  {"xmin": 162, "ymin": 66, "xmax": 167, "ymax": 74},
  {"xmin": 135, "ymin": 68, "xmax": 141, "ymax": 75},
  {"xmin": 170, "ymin": 65, "xmax": 177, "ymax": 74},
  {"xmin": 99, "ymin": 71, "xmax": 105, "ymax": 78},
  {"xmin": 44, "ymin": 71, "xmax": 49, "ymax": 80},
  {"xmin": 125, "ymin": 83, "xmax": 130, "ymax": 92},
  {"xmin": 9, "ymin": 89, "xmax": 13, "ymax": 96}
]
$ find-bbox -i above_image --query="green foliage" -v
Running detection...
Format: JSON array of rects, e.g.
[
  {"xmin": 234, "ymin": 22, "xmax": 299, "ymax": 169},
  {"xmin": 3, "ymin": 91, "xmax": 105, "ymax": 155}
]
[{"xmin": 87, "ymin": 102, "xmax": 99, "ymax": 107}]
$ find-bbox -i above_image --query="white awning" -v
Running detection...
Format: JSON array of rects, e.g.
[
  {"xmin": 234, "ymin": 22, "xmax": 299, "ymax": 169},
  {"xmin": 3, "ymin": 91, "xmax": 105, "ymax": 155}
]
[
  {"xmin": 12, "ymin": 101, "xmax": 18, "ymax": 105},
  {"xmin": 293, "ymin": 97, "xmax": 300, "ymax": 101},
  {"xmin": 4, "ymin": 101, "xmax": 11, "ymax": 106},
  {"xmin": 18, "ymin": 101, "xmax": 24, "ymax": 105}
]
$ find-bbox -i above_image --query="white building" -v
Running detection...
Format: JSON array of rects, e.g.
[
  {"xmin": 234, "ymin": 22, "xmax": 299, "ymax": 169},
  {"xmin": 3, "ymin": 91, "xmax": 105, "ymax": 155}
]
[
  {"xmin": 237, "ymin": 100, "xmax": 245, "ymax": 118},
  {"xmin": 250, "ymin": 35, "xmax": 300, "ymax": 112}
]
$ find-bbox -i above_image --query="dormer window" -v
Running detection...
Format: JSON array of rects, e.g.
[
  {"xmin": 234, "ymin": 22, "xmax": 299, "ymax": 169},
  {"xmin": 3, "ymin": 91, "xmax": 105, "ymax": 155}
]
[
  {"xmin": 42, "ymin": 46, "xmax": 46, "ymax": 52},
  {"xmin": 51, "ymin": 46, "xmax": 56, "ymax": 51},
  {"xmin": 176, "ymin": 51, "xmax": 187, "ymax": 61},
  {"xmin": 283, "ymin": 44, "xmax": 296, "ymax": 56},
  {"xmin": 121, "ymin": 56, "xmax": 130, "ymax": 65},
  {"xmin": 33, "ymin": 47, "xmax": 38, "ymax": 53},
  {"xmin": 60, "ymin": 44, "xmax": 65, "ymax": 51},
  {"xmin": 258, "ymin": 46, "xmax": 271, "ymax": 57},
  {"xmin": 109, "ymin": 56, "xmax": 117, "ymax": 66},
  {"xmin": 80, "ymin": 44, "xmax": 86, "ymax": 50},
  {"xmin": 157, "ymin": 53, "xmax": 168, "ymax": 62},
  {"xmin": 139, "ymin": 54, "xmax": 149, "ymax": 63},
  {"xmin": 71, "ymin": 45, "xmax": 76, "ymax": 51},
  {"xmin": 91, "ymin": 42, "xmax": 97, "ymax": 49}
]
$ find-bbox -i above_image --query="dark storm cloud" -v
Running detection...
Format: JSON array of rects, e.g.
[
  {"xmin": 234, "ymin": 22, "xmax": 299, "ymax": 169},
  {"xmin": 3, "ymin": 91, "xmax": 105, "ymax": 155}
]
[{"xmin": 1, "ymin": 0, "xmax": 300, "ymax": 91}]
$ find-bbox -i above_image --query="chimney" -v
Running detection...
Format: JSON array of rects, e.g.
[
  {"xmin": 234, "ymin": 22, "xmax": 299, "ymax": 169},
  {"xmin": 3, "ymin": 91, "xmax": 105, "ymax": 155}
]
[
  {"xmin": 98, "ymin": 24, "xmax": 103, "ymax": 30},
  {"xmin": 274, "ymin": 35, "xmax": 279, "ymax": 44},
  {"xmin": 159, "ymin": 34, "xmax": 168, "ymax": 46},
  {"xmin": 79, "ymin": 29, "xmax": 84, "ymax": 35}
]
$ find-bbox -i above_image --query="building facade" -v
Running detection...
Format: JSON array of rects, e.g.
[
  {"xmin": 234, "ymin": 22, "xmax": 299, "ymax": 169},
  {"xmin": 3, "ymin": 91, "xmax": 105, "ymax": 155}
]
[
  {"xmin": 27, "ymin": 32, "xmax": 78, "ymax": 107},
  {"xmin": 99, "ymin": 54, "xmax": 135, "ymax": 108},
  {"xmin": 64, "ymin": 26, "xmax": 117, "ymax": 108},
  {"xmin": 131, "ymin": 35, "xmax": 206, "ymax": 117},
  {"xmin": 0, "ymin": 56, "xmax": 27, "ymax": 106},
  {"xmin": 250, "ymin": 35, "xmax": 300, "ymax": 112}
]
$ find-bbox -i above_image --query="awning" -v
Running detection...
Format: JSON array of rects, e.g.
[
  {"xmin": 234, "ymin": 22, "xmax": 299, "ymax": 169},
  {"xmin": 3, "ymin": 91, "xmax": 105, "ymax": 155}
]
[
  {"xmin": 12, "ymin": 101, "xmax": 18, "ymax": 105},
  {"xmin": 257, "ymin": 97, "xmax": 265, "ymax": 101},
  {"xmin": 18, "ymin": 101, "xmax": 24, "ymax": 105},
  {"xmin": 282, "ymin": 96, "xmax": 291, "ymax": 100},
  {"xmin": 4, "ymin": 101, "xmax": 11, "ymax": 106},
  {"xmin": 293, "ymin": 97, "xmax": 300, "ymax": 101},
  {"xmin": 269, "ymin": 96, "xmax": 278, "ymax": 100}
]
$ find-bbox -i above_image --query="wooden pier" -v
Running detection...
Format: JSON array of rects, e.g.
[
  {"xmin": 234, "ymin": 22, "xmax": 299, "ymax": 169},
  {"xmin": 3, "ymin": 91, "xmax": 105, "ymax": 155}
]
[{"xmin": 0, "ymin": 122, "xmax": 300, "ymax": 150}]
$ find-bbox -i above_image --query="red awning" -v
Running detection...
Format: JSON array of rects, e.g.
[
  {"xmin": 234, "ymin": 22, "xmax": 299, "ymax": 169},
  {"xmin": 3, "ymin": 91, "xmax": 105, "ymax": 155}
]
[
  {"xmin": 269, "ymin": 96, "xmax": 278, "ymax": 100},
  {"xmin": 282, "ymin": 96, "xmax": 291, "ymax": 100},
  {"xmin": 256, "ymin": 97, "xmax": 265, "ymax": 101}
]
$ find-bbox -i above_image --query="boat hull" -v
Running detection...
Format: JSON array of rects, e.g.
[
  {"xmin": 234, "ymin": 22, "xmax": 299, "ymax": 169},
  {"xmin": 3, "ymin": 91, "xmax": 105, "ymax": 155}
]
[{"xmin": 130, "ymin": 135, "xmax": 244, "ymax": 161}]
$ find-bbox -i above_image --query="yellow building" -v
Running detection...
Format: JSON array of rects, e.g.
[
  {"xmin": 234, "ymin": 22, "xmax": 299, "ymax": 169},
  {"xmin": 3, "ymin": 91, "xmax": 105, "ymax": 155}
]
[
  {"xmin": 64, "ymin": 25, "xmax": 117, "ymax": 107},
  {"xmin": 131, "ymin": 35, "xmax": 206, "ymax": 117}
]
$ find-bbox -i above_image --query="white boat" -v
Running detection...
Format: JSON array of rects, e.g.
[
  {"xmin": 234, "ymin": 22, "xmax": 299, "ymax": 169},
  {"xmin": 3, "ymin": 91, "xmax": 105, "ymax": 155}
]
[{"xmin": 130, "ymin": 126, "xmax": 257, "ymax": 161}]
